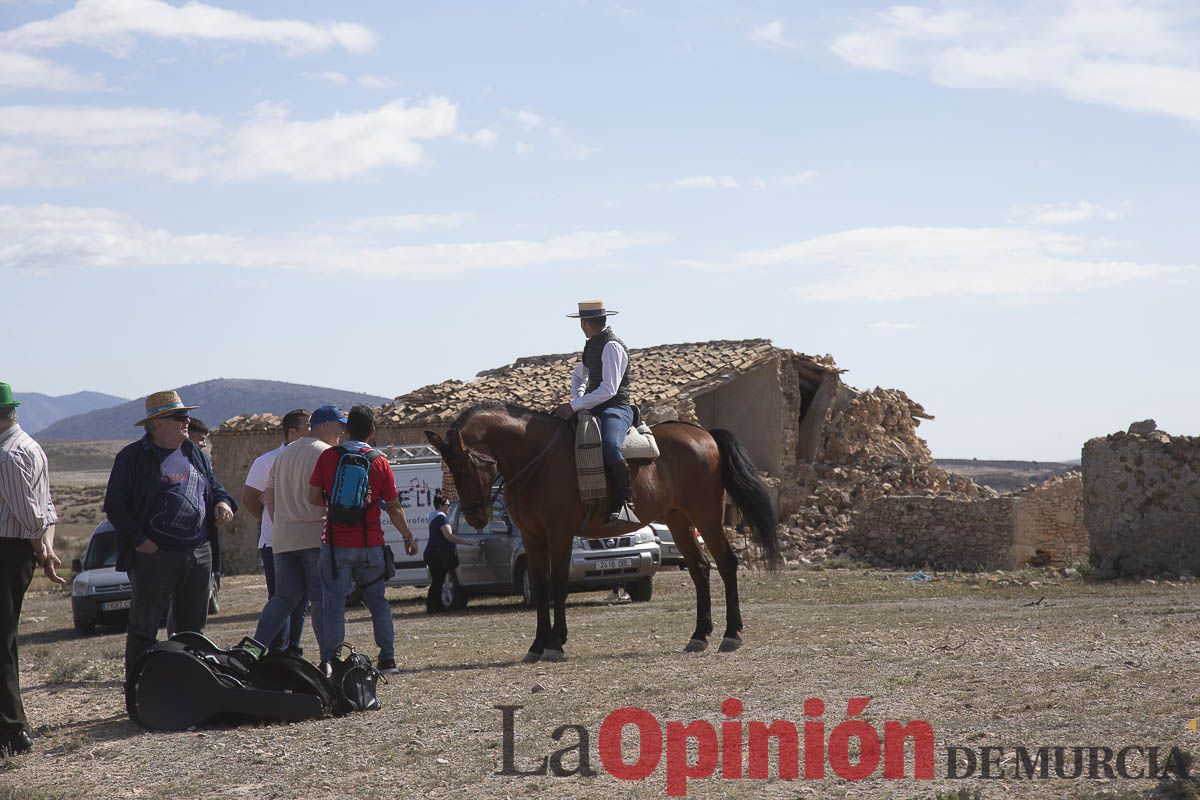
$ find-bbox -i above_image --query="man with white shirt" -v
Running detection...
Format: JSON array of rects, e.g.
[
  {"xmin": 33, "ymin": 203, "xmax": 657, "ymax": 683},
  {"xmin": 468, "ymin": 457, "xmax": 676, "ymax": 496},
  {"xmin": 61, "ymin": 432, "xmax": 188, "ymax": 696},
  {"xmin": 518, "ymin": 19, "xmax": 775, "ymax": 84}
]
[
  {"xmin": 0, "ymin": 382, "xmax": 66, "ymax": 757},
  {"xmin": 241, "ymin": 408, "xmax": 309, "ymax": 654},
  {"xmin": 552, "ymin": 301, "xmax": 635, "ymax": 527}
]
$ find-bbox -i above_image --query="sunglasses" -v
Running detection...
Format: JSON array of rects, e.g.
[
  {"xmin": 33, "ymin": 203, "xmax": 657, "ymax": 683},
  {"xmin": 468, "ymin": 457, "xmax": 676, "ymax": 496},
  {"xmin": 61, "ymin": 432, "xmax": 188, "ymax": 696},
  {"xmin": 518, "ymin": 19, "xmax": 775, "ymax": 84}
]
[{"xmin": 167, "ymin": 412, "xmax": 191, "ymax": 421}]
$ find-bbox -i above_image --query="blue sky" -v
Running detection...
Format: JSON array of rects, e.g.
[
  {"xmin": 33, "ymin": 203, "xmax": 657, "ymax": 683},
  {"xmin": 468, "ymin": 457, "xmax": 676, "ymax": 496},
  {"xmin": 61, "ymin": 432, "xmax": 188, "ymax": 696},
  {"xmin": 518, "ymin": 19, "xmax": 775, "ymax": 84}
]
[{"xmin": 2, "ymin": 0, "xmax": 1197, "ymax": 460}]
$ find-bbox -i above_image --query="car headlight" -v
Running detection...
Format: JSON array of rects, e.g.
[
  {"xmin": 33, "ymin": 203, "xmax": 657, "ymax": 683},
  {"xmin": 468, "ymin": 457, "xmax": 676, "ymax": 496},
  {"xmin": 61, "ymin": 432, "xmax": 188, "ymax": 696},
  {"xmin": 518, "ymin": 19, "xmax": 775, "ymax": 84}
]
[
  {"xmin": 572, "ymin": 537, "xmax": 584, "ymax": 550},
  {"xmin": 72, "ymin": 575, "xmax": 90, "ymax": 596},
  {"xmin": 633, "ymin": 529, "xmax": 655, "ymax": 545}
]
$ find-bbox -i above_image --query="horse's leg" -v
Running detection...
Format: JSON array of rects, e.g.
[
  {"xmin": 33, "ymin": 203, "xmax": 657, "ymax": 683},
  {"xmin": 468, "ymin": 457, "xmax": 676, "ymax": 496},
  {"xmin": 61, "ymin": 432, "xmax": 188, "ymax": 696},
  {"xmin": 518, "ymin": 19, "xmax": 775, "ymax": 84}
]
[
  {"xmin": 666, "ymin": 510, "xmax": 713, "ymax": 653},
  {"xmin": 521, "ymin": 538, "xmax": 552, "ymax": 664},
  {"xmin": 544, "ymin": 531, "xmax": 573, "ymax": 663},
  {"xmin": 694, "ymin": 505, "xmax": 744, "ymax": 652}
]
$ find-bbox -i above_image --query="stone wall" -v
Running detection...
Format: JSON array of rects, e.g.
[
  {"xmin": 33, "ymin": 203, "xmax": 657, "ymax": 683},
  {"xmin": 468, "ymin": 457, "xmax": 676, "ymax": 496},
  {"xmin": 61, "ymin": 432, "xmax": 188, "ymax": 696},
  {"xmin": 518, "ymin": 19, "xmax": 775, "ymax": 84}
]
[
  {"xmin": 846, "ymin": 495, "xmax": 1015, "ymax": 570},
  {"xmin": 846, "ymin": 473, "xmax": 1086, "ymax": 571},
  {"xmin": 693, "ymin": 361, "xmax": 784, "ymax": 474},
  {"xmin": 1082, "ymin": 422, "xmax": 1200, "ymax": 578},
  {"xmin": 1012, "ymin": 473, "xmax": 1086, "ymax": 567}
]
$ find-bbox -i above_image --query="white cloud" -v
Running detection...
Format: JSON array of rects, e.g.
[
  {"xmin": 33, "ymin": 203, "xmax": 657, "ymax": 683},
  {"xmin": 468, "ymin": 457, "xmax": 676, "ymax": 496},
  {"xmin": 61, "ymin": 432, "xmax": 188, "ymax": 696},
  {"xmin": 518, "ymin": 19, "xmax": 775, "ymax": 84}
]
[
  {"xmin": 776, "ymin": 170, "xmax": 818, "ymax": 187},
  {"xmin": 0, "ymin": 205, "xmax": 670, "ymax": 277},
  {"xmin": 0, "ymin": 0, "xmax": 377, "ymax": 56},
  {"xmin": 749, "ymin": 20, "xmax": 795, "ymax": 50},
  {"xmin": 300, "ymin": 72, "xmax": 397, "ymax": 90},
  {"xmin": 504, "ymin": 109, "xmax": 543, "ymax": 130},
  {"xmin": 356, "ymin": 74, "xmax": 395, "ymax": 90},
  {"xmin": 680, "ymin": 225, "xmax": 1189, "ymax": 301},
  {"xmin": 0, "ymin": 48, "xmax": 106, "ymax": 91},
  {"xmin": 869, "ymin": 321, "xmax": 924, "ymax": 331},
  {"xmin": 830, "ymin": 1, "xmax": 1200, "ymax": 123},
  {"xmin": 322, "ymin": 213, "xmax": 473, "ymax": 234},
  {"xmin": 0, "ymin": 97, "xmax": 458, "ymax": 185},
  {"xmin": 1013, "ymin": 200, "xmax": 1128, "ymax": 225},
  {"xmin": 670, "ymin": 175, "xmax": 741, "ymax": 189},
  {"xmin": 465, "ymin": 127, "xmax": 497, "ymax": 147},
  {"xmin": 654, "ymin": 171, "xmax": 817, "ymax": 189},
  {"xmin": 301, "ymin": 70, "xmax": 349, "ymax": 86}
]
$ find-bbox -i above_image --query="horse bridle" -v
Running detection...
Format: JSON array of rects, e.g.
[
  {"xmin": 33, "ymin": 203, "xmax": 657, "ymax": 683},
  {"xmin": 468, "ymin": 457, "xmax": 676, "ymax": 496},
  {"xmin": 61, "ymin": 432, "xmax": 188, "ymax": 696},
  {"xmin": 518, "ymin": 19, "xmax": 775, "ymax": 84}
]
[
  {"xmin": 446, "ymin": 422, "xmax": 568, "ymax": 520},
  {"xmin": 446, "ymin": 448, "xmax": 500, "ymax": 521}
]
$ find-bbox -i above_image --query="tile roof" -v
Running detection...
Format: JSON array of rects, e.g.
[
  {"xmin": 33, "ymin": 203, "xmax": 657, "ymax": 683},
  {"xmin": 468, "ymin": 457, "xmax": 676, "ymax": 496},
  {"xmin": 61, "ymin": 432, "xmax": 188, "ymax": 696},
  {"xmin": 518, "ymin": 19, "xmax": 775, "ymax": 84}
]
[
  {"xmin": 377, "ymin": 338, "xmax": 834, "ymax": 426},
  {"xmin": 218, "ymin": 338, "xmax": 836, "ymax": 434}
]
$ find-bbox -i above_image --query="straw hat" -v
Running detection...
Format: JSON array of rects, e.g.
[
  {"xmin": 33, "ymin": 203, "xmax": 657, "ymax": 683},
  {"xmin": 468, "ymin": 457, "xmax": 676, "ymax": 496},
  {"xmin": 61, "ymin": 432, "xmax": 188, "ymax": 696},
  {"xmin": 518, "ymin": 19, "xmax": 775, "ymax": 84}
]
[{"xmin": 135, "ymin": 390, "xmax": 198, "ymax": 426}]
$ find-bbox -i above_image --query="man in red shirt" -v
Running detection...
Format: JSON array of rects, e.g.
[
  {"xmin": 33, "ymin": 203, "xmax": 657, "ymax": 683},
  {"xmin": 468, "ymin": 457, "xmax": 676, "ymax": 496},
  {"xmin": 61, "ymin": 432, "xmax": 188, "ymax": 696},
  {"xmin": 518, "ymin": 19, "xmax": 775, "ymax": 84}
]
[{"xmin": 308, "ymin": 405, "xmax": 416, "ymax": 674}]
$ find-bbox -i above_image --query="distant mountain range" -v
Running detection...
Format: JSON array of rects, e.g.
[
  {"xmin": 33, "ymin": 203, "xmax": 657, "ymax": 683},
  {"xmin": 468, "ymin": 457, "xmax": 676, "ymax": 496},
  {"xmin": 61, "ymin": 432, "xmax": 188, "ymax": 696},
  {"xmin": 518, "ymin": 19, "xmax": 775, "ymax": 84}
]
[
  {"xmin": 13, "ymin": 391, "xmax": 128, "ymax": 435},
  {"xmin": 35, "ymin": 379, "xmax": 389, "ymax": 441}
]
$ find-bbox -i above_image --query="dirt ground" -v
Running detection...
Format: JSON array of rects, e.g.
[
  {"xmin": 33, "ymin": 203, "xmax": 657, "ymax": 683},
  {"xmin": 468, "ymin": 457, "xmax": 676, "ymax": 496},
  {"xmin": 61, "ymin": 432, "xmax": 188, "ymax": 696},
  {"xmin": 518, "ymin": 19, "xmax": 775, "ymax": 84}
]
[{"xmin": 3, "ymin": 564, "xmax": 1199, "ymax": 800}]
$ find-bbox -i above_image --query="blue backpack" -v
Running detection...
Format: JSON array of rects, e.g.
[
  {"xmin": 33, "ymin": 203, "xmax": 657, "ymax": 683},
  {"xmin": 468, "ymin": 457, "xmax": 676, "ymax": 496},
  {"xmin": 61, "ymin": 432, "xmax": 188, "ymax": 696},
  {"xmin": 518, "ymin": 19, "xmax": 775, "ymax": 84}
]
[{"xmin": 328, "ymin": 444, "xmax": 382, "ymax": 528}]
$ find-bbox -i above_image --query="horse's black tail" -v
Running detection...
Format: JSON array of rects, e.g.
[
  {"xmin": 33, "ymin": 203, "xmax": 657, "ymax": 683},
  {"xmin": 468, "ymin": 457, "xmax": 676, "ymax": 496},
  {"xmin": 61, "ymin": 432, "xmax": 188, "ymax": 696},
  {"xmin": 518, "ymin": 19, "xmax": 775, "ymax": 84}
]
[{"xmin": 710, "ymin": 428, "xmax": 781, "ymax": 567}]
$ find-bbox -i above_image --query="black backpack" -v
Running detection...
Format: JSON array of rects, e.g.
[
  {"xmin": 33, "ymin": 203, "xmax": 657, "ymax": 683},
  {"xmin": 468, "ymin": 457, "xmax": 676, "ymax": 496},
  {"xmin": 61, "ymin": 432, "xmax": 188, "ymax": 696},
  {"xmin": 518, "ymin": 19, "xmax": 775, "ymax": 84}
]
[{"xmin": 323, "ymin": 643, "xmax": 385, "ymax": 716}]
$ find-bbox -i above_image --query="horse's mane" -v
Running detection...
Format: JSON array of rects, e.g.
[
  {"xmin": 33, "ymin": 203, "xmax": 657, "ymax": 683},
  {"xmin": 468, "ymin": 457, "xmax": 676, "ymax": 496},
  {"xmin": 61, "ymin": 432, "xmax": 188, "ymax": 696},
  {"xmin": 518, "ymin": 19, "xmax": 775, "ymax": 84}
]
[{"xmin": 448, "ymin": 400, "xmax": 559, "ymax": 433}]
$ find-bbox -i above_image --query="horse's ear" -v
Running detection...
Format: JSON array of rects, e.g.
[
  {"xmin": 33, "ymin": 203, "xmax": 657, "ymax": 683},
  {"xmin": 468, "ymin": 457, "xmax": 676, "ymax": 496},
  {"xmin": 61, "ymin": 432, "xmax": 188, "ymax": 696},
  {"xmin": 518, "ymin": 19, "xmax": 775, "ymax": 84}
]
[
  {"xmin": 425, "ymin": 431, "xmax": 446, "ymax": 452},
  {"xmin": 448, "ymin": 428, "xmax": 465, "ymax": 454}
]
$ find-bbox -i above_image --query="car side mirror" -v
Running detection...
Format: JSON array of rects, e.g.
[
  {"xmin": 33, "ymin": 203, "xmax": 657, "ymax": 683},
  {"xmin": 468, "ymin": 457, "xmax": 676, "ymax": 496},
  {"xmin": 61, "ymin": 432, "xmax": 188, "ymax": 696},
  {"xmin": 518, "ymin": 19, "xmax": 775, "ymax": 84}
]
[{"xmin": 71, "ymin": 558, "xmax": 82, "ymax": 573}]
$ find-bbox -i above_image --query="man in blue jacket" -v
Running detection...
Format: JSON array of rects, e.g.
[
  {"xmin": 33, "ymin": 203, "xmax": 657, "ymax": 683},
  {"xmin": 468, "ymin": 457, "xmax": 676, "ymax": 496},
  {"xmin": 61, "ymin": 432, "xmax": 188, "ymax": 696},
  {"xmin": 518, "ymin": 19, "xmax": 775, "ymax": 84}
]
[{"xmin": 103, "ymin": 390, "xmax": 237, "ymax": 678}]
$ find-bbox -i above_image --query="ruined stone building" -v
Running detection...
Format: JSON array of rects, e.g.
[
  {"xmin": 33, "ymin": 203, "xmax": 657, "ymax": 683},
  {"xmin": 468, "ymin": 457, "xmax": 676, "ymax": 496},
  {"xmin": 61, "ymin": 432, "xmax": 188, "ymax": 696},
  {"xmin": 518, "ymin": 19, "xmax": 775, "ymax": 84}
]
[
  {"xmin": 1083, "ymin": 421, "xmax": 1200, "ymax": 578},
  {"xmin": 212, "ymin": 337, "xmax": 1104, "ymax": 575},
  {"xmin": 212, "ymin": 338, "xmax": 981, "ymax": 572}
]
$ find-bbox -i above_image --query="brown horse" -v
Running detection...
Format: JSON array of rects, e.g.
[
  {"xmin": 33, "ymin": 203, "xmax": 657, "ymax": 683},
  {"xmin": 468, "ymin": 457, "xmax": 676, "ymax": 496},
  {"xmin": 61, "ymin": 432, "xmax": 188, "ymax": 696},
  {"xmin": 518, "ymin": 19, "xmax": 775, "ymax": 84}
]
[{"xmin": 425, "ymin": 401, "xmax": 780, "ymax": 662}]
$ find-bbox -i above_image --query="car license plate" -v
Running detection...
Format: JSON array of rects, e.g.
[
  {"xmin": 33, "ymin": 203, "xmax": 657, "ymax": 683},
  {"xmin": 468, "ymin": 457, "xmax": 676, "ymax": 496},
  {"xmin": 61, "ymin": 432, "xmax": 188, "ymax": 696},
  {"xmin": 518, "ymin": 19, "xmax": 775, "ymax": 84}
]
[
  {"xmin": 595, "ymin": 558, "xmax": 632, "ymax": 571},
  {"xmin": 101, "ymin": 599, "xmax": 131, "ymax": 611}
]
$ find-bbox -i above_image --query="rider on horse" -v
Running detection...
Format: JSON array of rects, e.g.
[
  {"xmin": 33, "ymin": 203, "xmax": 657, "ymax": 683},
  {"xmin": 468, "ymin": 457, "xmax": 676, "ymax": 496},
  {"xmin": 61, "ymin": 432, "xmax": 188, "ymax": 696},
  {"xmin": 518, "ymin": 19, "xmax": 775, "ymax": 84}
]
[{"xmin": 553, "ymin": 300, "xmax": 635, "ymax": 528}]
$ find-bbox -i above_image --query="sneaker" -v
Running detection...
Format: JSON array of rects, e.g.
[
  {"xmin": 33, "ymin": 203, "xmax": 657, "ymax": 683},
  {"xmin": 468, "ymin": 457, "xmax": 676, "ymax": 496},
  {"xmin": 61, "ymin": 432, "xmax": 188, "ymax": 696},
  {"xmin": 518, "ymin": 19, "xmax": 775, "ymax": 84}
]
[
  {"xmin": 376, "ymin": 657, "xmax": 400, "ymax": 675},
  {"xmin": 607, "ymin": 588, "xmax": 630, "ymax": 603}
]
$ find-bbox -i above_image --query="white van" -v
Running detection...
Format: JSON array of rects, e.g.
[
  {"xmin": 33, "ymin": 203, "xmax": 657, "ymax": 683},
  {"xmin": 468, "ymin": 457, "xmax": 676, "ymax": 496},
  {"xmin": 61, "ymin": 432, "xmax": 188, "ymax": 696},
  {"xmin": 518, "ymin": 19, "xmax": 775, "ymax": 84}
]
[{"xmin": 377, "ymin": 444, "xmax": 445, "ymax": 588}]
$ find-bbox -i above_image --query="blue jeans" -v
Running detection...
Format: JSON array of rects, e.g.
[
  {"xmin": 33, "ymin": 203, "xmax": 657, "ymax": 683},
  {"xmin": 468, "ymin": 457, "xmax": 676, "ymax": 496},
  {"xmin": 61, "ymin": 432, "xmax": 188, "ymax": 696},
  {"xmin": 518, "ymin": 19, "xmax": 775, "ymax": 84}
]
[
  {"xmin": 253, "ymin": 548, "xmax": 322, "ymax": 654},
  {"xmin": 595, "ymin": 405, "xmax": 634, "ymax": 466},
  {"xmin": 317, "ymin": 544, "xmax": 393, "ymax": 664},
  {"xmin": 260, "ymin": 545, "xmax": 307, "ymax": 654}
]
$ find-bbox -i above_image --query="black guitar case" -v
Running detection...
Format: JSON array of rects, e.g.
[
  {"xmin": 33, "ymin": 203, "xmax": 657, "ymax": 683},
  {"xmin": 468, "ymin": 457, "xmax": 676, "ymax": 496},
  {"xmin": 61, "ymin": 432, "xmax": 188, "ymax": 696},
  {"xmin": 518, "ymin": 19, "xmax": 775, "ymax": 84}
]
[{"xmin": 126, "ymin": 633, "xmax": 333, "ymax": 731}]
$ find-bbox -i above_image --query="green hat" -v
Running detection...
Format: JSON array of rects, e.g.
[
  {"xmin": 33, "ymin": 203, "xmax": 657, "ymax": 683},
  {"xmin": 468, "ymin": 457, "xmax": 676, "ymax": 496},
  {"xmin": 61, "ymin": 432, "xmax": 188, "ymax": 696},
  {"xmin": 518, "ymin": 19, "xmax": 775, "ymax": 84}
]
[{"xmin": 0, "ymin": 383, "xmax": 19, "ymax": 410}]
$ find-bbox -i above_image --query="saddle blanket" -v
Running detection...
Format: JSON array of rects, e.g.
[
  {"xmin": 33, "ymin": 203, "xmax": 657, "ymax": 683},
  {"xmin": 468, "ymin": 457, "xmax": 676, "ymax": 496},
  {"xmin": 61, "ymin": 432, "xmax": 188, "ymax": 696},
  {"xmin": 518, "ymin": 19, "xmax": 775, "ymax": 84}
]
[{"xmin": 574, "ymin": 412, "xmax": 660, "ymax": 502}]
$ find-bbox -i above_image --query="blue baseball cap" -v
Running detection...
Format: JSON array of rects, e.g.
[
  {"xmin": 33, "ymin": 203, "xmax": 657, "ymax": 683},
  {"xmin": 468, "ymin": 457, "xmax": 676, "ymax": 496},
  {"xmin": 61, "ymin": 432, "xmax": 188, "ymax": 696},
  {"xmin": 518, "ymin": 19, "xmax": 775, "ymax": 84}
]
[{"xmin": 310, "ymin": 405, "xmax": 348, "ymax": 426}]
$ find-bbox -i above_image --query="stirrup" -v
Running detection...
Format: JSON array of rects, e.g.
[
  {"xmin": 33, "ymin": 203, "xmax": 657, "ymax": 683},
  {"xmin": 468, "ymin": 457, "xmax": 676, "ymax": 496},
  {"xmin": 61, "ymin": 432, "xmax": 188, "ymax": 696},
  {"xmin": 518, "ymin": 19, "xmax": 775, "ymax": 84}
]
[{"xmin": 604, "ymin": 503, "xmax": 641, "ymax": 527}]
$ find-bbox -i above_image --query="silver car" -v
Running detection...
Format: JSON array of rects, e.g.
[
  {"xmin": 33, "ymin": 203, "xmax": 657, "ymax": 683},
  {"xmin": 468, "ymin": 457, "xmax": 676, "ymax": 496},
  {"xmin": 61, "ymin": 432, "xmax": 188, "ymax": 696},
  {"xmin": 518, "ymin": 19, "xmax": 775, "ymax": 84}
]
[
  {"xmin": 71, "ymin": 520, "xmax": 219, "ymax": 636},
  {"xmin": 438, "ymin": 498, "xmax": 661, "ymax": 609}
]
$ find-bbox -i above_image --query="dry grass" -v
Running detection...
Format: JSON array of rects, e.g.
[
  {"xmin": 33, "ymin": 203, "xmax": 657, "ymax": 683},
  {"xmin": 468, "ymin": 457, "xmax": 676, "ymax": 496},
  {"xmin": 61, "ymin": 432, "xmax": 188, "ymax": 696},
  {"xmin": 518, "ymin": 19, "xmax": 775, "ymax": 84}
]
[{"xmin": 4, "ymin": 566, "xmax": 1198, "ymax": 799}]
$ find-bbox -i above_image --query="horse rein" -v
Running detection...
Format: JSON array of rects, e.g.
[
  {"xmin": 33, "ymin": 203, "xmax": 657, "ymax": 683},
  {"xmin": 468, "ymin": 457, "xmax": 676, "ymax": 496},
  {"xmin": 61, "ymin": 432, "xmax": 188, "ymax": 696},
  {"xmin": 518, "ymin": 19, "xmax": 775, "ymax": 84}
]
[{"xmin": 451, "ymin": 420, "xmax": 568, "ymax": 520}]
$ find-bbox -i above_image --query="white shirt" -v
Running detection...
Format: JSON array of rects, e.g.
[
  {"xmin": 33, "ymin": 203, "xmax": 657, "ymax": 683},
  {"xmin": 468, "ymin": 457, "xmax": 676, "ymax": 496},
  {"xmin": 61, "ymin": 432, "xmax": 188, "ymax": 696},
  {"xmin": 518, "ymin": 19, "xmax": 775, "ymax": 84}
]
[
  {"xmin": 245, "ymin": 442, "xmax": 285, "ymax": 549},
  {"xmin": 0, "ymin": 424, "xmax": 57, "ymax": 540},
  {"xmin": 569, "ymin": 340, "xmax": 630, "ymax": 411}
]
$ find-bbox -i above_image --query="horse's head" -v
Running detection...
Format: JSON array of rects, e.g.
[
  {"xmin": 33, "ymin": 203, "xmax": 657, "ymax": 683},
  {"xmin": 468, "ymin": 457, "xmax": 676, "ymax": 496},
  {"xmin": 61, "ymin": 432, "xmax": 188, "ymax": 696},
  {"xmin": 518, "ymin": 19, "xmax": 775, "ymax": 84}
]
[{"xmin": 426, "ymin": 428, "xmax": 497, "ymax": 530}]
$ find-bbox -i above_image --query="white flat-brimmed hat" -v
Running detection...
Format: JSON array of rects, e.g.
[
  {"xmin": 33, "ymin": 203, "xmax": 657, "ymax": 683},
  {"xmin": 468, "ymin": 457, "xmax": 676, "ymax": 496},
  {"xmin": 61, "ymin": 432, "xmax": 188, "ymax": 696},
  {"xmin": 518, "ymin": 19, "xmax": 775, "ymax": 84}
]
[{"xmin": 566, "ymin": 300, "xmax": 619, "ymax": 319}]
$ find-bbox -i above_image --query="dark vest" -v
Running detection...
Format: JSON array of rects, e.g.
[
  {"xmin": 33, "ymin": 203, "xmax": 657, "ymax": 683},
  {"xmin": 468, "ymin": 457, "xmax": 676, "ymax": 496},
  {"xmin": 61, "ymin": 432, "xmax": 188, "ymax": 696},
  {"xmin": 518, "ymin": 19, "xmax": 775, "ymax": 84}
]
[{"xmin": 581, "ymin": 328, "xmax": 631, "ymax": 411}]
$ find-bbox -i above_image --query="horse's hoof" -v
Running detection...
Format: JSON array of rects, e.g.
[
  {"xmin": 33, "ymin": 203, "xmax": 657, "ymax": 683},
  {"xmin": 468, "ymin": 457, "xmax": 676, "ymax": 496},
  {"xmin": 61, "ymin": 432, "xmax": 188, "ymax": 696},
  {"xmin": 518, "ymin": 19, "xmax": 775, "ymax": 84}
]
[
  {"xmin": 684, "ymin": 639, "xmax": 708, "ymax": 653},
  {"xmin": 540, "ymin": 649, "xmax": 566, "ymax": 663},
  {"xmin": 521, "ymin": 651, "xmax": 541, "ymax": 664},
  {"xmin": 718, "ymin": 637, "xmax": 742, "ymax": 653}
]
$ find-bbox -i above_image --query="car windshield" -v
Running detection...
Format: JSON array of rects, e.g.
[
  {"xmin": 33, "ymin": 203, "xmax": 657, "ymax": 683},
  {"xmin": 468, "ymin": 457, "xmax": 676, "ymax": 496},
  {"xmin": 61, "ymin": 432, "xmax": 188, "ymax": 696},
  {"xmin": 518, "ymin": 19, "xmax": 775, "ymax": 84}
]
[{"xmin": 84, "ymin": 530, "xmax": 118, "ymax": 570}]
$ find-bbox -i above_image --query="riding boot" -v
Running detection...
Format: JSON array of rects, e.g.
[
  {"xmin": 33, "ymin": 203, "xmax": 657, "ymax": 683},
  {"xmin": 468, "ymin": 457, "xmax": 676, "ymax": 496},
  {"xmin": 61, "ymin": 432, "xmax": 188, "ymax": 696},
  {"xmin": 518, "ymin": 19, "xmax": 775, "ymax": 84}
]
[{"xmin": 605, "ymin": 461, "xmax": 634, "ymax": 528}]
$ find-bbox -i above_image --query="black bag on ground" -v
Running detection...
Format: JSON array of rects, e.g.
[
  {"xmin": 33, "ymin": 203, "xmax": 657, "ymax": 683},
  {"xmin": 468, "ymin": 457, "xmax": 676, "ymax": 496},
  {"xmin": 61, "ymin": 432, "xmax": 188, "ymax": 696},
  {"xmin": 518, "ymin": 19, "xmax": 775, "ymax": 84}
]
[
  {"xmin": 323, "ymin": 642, "xmax": 384, "ymax": 716},
  {"xmin": 126, "ymin": 633, "xmax": 334, "ymax": 731}
]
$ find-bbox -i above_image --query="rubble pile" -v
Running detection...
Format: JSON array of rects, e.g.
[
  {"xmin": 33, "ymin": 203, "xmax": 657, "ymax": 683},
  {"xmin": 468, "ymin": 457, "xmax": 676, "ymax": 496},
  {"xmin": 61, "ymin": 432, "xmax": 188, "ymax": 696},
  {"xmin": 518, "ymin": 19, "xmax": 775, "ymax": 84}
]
[{"xmin": 733, "ymin": 387, "xmax": 994, "ymax": 566}]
